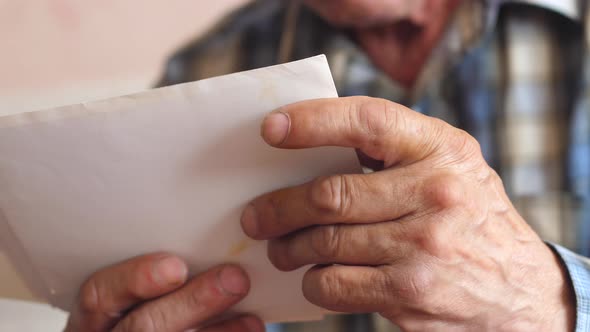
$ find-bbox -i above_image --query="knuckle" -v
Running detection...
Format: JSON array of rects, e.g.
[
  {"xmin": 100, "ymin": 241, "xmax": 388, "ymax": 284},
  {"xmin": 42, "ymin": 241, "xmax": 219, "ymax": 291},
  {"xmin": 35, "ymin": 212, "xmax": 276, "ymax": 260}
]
[
  {"xmin": 310, "ymin": 225, "xmax": 342, "ymax": 260},
  {"xmin": 309, "ymin": 175, "xmax": 352, "ymax": 217},
  {"xmin": 188, "ymin": 284, "xmax": 208, "ymax": 311},
  {"xmin": 443, "ymin": 129, "xmax": 487, "ymax": 170},
  {"xmin": 451, "ymin": 129, "xmax": 481, "ymax": 155},
  {"xmin": 395, "ymin": 265, "xmax": 434, "ymax": 306},
  {"xmin": 378, "ymin": 237, "xmax": 401, "ymax": 264},
  {"xmin": 79, "ymin": 261, "xmax": 151, "ymax": 316},
  {"xmin": 355, "ymin": 98, "xmax": 398, "ymax": 140},
  {"xmin": 305, "ymin": 269, "xmax": 345, "ymax": 308},
  {"xmin": 423, "ymin": 174, "xmax": 465, "ymax": 210},
  {"xmin": 415, "ymin": 222, "xmax": 452, "ymax": 258},
  {"xmin": 78, "ymin": 277, "xmax": 103, "ymax": 315}
]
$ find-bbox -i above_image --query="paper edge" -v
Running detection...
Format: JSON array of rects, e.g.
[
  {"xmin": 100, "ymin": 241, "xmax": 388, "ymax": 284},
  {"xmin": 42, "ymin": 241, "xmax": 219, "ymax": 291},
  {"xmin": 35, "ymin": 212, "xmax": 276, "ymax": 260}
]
[{"xmin": 0, "ymin": 55, "xmax": 332, "ymax": 129}]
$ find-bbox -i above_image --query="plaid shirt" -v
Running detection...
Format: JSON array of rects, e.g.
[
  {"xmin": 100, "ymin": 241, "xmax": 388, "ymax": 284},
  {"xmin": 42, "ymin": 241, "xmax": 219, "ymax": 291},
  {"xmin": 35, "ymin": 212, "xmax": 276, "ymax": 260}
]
[
  {"xmin": 554, "ymin": 244, "xmax": 590, "ymax": 331},
  {"xmin": 159, "ymin": 0, "xmax": 590, "ymax": 330}
]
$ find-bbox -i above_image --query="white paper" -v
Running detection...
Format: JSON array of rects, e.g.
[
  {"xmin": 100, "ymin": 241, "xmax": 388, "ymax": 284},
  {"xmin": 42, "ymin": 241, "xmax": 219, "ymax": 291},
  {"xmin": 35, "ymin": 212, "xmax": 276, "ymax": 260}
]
[
  {"xmin": 0, "ymin": 299, "xmax": 68, "ymax": 331},
  {"xmin": 0, "ymin": 55, "xmax": 361, "ymax": 322}
]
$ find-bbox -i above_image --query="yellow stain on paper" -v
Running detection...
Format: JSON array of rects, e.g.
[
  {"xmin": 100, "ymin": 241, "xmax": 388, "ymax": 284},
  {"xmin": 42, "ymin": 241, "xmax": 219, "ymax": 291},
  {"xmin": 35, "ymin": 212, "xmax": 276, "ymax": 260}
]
[
  {"xmin": 258, "ymin": 79, "xmax": 279, "ymax": 104},
  {"xmin": 227, "ymin": 238, "xmax": 253, "ymax": 258}
]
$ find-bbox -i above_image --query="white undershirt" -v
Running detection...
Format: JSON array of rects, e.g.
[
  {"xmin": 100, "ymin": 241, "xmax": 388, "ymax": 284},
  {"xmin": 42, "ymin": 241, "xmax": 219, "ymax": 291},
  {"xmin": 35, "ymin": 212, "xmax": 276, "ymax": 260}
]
[{"xmin": 505, "ymin": 0, "xmax": 580, "ymax": 20}]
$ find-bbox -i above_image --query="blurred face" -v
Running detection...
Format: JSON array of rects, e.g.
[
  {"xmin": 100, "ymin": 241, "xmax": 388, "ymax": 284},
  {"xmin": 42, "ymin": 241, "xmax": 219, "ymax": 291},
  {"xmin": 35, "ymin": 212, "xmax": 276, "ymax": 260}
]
[{"xmin": 304, "ymin": 0, "xmax": 461, "ymax": 88}]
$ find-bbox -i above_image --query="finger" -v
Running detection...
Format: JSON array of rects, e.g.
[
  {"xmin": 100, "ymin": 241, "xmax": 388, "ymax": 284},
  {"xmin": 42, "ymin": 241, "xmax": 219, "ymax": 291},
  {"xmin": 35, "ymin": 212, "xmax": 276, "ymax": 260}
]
[
  {"xmin": 65, "ymin": 253, "xmax": 188, "ymax": 332},
  {"xmin": 241, "ymin": 169, "xmax": 425, "ymax": 239},
  {"xmin": 261, "ymin": 96, "xmax": 451, "ymax": 167},
  {"xmin": 303, "ymin": 263, "xmax": 439, "ymax": 315},
  {"xmin": 113, "ymin": 265, "xmax": 250, "ymax": 332},
  {"xmin": 200, "ymin": 316, "xmax": 265, "ymax": 332},
  {"xmin": 268, "ymin": 222, "xmax": 412, "ymax": 271},
  {"xmin": 302, "ymin": 265, "xmax": 394, "ymax": 313}
]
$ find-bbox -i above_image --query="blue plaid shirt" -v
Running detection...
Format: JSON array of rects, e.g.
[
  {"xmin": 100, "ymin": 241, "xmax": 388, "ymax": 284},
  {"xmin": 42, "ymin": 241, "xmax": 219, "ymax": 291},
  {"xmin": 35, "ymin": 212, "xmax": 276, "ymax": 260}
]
[{"xmin": 553, "ymin": 244, "xmax": 590, "ymax": 331}]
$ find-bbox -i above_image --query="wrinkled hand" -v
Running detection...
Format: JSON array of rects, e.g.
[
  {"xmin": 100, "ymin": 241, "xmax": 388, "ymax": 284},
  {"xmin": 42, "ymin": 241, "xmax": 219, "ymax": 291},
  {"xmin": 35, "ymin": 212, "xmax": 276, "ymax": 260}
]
[
  {"xmin": 242, "ymin": 97, "xmax": 575, "ymax": 331},
  {"xmin": 65, "ymin": 254, "xmax": 264, "ymax": 332}
]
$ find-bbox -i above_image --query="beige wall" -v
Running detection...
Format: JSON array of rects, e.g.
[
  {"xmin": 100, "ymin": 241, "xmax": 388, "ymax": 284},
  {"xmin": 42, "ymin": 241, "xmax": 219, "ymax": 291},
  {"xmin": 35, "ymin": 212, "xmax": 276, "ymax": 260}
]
[
  {"xmin": 0, "ymin": 0, "xmax": 249, "ymax": 115},
  {"xmin": 0, "ymin": 0, "xmax": 249, "ymax": 302}
]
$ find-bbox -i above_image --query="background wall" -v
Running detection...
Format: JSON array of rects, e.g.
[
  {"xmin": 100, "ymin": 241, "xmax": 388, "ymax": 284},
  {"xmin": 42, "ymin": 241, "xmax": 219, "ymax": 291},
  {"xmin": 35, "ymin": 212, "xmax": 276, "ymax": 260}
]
[
  {"xmin": 0, "ymin": 0, "xmax": 249, "ymax": 302},
  {"xmin": 0, "ymin": 0, "xmax": 249, "ymax": 115}
]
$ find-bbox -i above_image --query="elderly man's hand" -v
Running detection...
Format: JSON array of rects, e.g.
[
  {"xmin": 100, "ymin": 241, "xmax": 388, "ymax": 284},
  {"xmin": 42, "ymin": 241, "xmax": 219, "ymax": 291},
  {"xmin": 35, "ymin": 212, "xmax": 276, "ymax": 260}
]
[
  {"xmin": 65, "ymin": 254, "xmax": 264, "ymax": 332},
  {"xmin": 242, "ymin": 97, "xmax": 575, "ymax": 331}
]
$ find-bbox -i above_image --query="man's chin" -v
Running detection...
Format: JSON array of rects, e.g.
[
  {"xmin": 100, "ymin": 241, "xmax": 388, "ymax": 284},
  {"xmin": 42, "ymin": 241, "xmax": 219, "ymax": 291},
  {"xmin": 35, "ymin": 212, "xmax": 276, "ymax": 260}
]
[
  {"xmin": 355, "ymin": 24, "xmax": 426, "ymax": 89},
  {"xmin": 355, "ymin": 0, "xmax": 461, "ymax": 90}
]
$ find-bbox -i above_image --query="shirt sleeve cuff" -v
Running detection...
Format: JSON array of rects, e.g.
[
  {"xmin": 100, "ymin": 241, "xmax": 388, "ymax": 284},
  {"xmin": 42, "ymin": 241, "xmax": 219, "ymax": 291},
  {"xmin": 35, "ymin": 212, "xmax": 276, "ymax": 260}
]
[{"xmin": 548, "ymin": 243, "xmax": 590, "ymax": 332}]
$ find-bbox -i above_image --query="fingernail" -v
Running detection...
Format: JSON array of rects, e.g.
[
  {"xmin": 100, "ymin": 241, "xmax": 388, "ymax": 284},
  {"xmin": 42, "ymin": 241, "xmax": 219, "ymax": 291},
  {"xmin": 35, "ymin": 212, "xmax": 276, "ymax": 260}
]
[
  {"xmin": 262, "ymin": 112, "xmax": 290, "ymax": 146},
  {"xmin": 241, "ymin": 316, "xmax": 265, "ymax": 332},
  {"xmin": 152, "ymin": 255, "xmax": 188, "ymax": 287},
  {"xmin": 241, "ymin": 204, "xmax": 259, "ymax": 238},
  {"xmin": 218, "ymin": 265, "xmax": 249, "ymax": 296}
]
